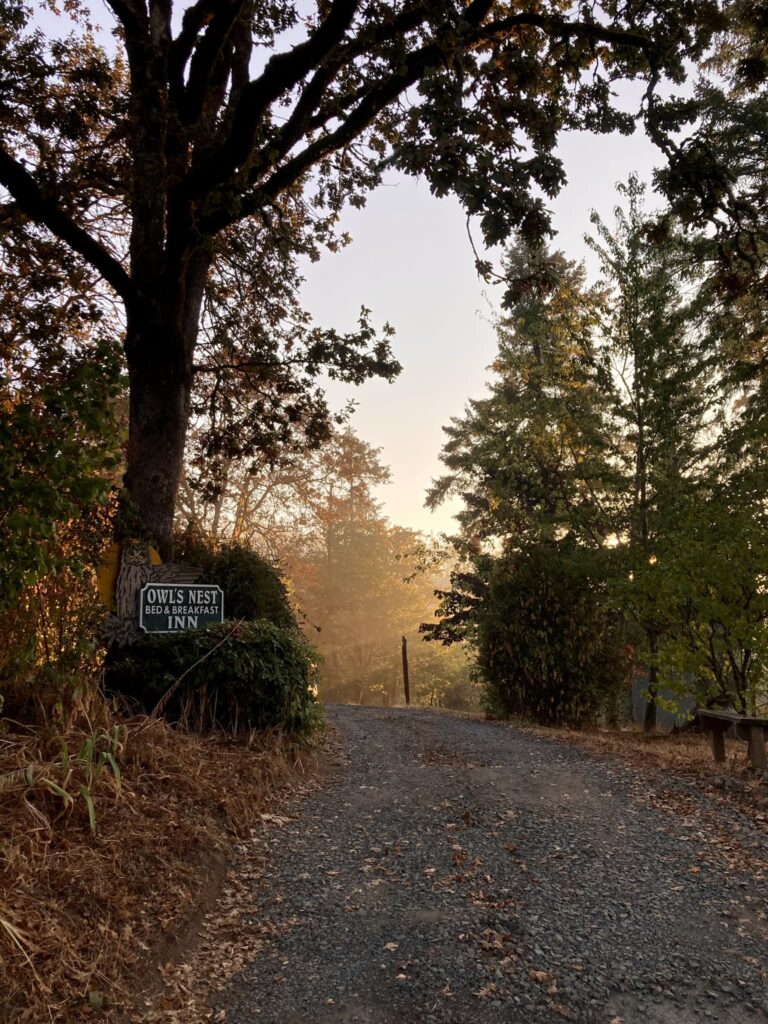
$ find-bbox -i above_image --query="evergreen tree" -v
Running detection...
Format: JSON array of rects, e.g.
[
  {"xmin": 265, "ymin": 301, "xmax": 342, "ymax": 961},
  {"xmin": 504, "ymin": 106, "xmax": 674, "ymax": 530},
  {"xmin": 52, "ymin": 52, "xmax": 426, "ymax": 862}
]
[
  {"xmin": 425, "ymin": 240, "xmax": 627, "ymax": 724},
  {"xmin": 428, "ymin": 241, "xmax": 608, "ymax": 553},
  {"xmin": 588, "ymin": 176, "xmax": 722, "ymax": 729}
]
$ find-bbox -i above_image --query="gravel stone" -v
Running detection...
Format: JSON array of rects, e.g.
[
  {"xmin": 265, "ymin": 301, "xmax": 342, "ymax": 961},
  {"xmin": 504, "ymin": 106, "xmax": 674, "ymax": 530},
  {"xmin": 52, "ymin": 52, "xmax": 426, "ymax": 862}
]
[{"xmin": 219, "ymin": 706, "xmax": 768, "ymax": 1023}]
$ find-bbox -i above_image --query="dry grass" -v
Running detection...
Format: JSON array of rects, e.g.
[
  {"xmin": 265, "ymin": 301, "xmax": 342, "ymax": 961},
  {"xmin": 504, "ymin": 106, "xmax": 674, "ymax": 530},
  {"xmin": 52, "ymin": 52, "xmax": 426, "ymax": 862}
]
[
  {"xmin": 515, "ymin": 721, "xmax": 754, "ymax": 778},
  {"xmin": 0, "ymin": 701, "xmax": 315, "ymax": 1023}
]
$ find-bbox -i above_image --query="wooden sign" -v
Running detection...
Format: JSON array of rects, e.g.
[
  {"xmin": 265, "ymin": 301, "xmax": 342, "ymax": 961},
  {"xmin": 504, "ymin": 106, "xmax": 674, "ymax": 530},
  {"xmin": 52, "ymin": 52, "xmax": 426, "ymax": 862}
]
[
  {"xmin": 100, "ymin": 540, "xmax": 204, "ymax": 646},
  {"xmin": 97, "ymin": 541, "xmax": 161, "ymax": 611},
  {"xmin": 138, "ymin": 584, "xmax": 224, "ymax": 633}
]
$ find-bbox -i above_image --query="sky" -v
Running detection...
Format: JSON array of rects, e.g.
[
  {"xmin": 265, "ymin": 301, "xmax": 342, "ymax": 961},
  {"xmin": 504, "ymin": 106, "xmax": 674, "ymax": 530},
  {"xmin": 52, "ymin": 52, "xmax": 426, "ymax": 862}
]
[{"xmin": 299, "ymin": 121, "xmax": 666, "ymax": 537}]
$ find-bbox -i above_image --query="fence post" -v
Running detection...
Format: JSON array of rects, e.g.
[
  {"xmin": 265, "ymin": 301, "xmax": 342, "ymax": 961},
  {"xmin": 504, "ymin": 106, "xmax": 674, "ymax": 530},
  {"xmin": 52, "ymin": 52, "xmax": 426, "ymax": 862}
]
[{"xmin": 401, "ymin": 635, "xmax": 411, "ymax": 706}]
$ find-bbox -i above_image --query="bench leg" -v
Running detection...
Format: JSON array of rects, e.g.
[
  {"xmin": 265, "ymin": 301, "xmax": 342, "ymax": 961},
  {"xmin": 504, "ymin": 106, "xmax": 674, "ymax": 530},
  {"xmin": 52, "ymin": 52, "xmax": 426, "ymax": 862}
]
[
  {"xmin": 710, "ymin": 728, "xmax": 726, "ymax": 764},
  {"xmin": 748, "ymin": 726, "xmax": 767, "ymax": 771}
]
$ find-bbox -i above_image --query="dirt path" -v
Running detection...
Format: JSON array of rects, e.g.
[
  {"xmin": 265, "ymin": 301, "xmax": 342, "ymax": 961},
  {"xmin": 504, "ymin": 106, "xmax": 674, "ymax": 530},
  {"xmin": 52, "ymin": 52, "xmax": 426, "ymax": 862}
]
[{"xmin": 218, "ymin": 706, "xmax": 768, "ymax": 1024}]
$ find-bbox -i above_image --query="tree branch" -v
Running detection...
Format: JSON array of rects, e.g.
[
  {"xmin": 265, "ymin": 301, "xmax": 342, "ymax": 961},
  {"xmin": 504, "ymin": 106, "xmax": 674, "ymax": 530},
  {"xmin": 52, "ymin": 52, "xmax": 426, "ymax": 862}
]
[
  {"xmin": 0, "ymin": 146, "xmax": 137, "ymax": 309},
  {"xmin": 200, "ymin": 30, "xmax": 458, "ymax": 233},
  {"xmin": 199, "ymin": 2, "xmax": 665, "ymax": 235},
  {"xmin": 475, "ymin": 13, "xmax": 655, "ymax": 57},
  {"xmin": 181, "ymin": 0, "xmax": 360, "ymax": 197},
  {"xmin": 243, "ymin": 0, "xmax": 447, "ymax": 182},
  {"xmin": 169, "ymin": 0, "xmax": 226, "ymax": 90},
  {"xmin": 102, "ymin": 0, "xmax": 148, "ymax": 36},
  {"xmin": 179, "ymin": 0, "xmax": 247, "ymax": 125}
]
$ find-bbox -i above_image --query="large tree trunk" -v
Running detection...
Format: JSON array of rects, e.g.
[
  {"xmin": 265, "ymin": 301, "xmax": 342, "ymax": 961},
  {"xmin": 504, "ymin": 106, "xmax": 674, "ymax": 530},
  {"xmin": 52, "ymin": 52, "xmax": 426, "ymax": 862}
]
[
  {"xmin": 125, "ymin": 351, "xmax": 191, "ymax": 560},
  {"xmin": 124, "ymin": 251, "xmax": 210, "ymax": 560}
]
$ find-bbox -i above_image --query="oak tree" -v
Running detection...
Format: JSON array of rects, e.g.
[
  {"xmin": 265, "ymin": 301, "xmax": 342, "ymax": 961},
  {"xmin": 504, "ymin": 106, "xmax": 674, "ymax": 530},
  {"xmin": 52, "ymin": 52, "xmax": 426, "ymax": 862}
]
[{"xmin": 0, "ymin": 0, "xmax": 721, "ymax": 555}]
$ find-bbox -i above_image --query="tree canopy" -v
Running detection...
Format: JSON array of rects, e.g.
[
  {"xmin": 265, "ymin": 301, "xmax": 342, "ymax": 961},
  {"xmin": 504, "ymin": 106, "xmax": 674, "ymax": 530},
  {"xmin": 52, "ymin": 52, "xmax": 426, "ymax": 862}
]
[{"xmin": 0, "ymin": 0, "xmax": 724, "ymax": 554}]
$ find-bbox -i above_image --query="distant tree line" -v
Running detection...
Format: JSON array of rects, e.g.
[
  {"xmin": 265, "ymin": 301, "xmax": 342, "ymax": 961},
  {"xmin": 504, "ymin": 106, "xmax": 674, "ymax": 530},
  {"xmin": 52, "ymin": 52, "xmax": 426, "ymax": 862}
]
[{"xmin": 177, "ymin": 426, "xmax": 479, "ymax": 709}]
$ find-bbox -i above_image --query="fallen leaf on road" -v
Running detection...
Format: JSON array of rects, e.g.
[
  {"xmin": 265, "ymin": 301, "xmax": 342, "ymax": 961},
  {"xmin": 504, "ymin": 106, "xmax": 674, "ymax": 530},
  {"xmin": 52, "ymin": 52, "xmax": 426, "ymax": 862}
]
[
  {"xmin": 384, "ymin": 942, "xmax": 398, "ymax": 951},
  {"xmin": 550, "ymin": 1003, "xmax": 573, "ymax": 1018},
  {"xmin": 473, "ymin": 983, "xmax": 499, "ymax": 999},
  {"xmin": 529, "ymin": 970, "xmax": 555, "ymax": 985},
  {"xmin": 479, "ymin": 928, "xmax": 506, "ymax": 951}
]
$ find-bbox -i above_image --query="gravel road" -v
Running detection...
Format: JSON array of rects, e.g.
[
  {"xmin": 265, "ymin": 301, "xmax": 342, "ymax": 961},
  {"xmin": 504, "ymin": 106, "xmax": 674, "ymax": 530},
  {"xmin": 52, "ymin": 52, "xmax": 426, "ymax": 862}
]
[{"xmin": 220, "ymin": 705, "xmax": 768, "ymax": 1024}]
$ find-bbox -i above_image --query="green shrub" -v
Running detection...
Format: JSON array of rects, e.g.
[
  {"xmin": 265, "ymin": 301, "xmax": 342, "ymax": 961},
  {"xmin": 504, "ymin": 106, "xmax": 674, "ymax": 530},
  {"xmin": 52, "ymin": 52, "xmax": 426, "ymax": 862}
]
[
  {"xmin": 0, "ymin": 345, "xmax": 122, "ymax": 613},
  {"xmin": 106, "ymin": 620, "xmax": 321, "ymax": 734},
  {"xmin": 174, "ymin": 531, "xmax": 295, "ymax": 629},
  {"xmin": 477, "ymin": 543, "xmax": 631, "ymax": 727}
]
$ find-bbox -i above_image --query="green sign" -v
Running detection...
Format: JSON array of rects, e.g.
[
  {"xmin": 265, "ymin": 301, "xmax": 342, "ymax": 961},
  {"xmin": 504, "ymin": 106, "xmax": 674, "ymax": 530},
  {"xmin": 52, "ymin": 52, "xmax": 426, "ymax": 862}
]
[{"xmin": 138, "ymin": 584, "xmax": 224, "ymax": 633}]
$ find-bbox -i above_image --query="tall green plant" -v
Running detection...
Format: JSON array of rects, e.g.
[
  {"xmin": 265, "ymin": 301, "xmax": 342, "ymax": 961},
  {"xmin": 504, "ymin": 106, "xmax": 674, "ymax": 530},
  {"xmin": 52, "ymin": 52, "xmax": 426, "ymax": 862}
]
[
  {"xmin": 646, "ymin": 456, "xmax": 768, "ymax": 714},
  {"xmin": 475, "ymin": 543, "xmax": 631, "ymax": 726},
  {"xmin": 174, "ymin": 530, "xmax": 296, "ymax": 631},
  {"xmin": 426, "ymin": 241, "xmax": 625, "ymax": 723}
]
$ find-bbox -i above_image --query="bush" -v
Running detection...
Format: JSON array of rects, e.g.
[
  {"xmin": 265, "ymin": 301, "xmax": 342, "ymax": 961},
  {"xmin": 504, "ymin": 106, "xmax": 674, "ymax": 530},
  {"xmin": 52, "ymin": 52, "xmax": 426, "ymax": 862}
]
[
  {"xmin": 0, "ymin": 344, "xmax": 122, "ymax": 614},
  {"xmin": 174, "ymin": 530, "xmax": 295, "ymax": 629},
  {"xmin": 477, "ymin": 543, "xmax": 631, "ymax": 727},
  {"xmin": 106, "ymin": 620, "xmax": 321, "ymax": 734},
  {"xmin": 0, "ymin": 507, "xmax": 115, "ymax": 723}
]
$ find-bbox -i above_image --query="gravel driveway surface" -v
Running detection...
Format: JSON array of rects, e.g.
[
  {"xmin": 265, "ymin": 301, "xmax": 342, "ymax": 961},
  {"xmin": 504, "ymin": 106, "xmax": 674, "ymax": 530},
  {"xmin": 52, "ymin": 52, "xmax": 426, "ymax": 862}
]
[{"xmin": 220, "ymin": 705, "xmax": 768, "ymax": 1023}]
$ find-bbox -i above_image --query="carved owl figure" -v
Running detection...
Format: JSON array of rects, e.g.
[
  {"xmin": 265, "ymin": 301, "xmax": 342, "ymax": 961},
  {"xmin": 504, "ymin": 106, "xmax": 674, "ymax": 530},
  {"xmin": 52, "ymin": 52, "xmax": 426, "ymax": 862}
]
[{"xmin": 106, "ymin": 541, "xmax": 202, "ymax": 646}]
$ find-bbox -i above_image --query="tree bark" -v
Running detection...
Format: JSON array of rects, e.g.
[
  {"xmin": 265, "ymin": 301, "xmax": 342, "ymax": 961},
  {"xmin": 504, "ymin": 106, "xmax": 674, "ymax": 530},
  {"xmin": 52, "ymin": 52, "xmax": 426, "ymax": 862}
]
[
  {"xmin": 123, "ymin": 250, "xmax": 211, "ymax": 560},
  {"xmin": 643, "ymin": 668, "xmax": 658, "ymax": 732},
  {"xmin": 124, "ymin": 352, "xmax": 190, "ymax": 561}
]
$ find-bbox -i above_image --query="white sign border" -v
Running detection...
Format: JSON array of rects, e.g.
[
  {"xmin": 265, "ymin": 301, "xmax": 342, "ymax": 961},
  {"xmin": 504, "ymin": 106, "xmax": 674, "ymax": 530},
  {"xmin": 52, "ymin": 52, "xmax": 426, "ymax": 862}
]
[{"xmin": 138, "ymin": 583, "xmax": 225, "ymax": 633}]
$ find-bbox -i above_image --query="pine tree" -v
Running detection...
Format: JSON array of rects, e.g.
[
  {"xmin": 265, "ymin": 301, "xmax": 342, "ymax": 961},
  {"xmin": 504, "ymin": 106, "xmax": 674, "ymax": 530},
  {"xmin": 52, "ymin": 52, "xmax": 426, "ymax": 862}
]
[
  {"xmin": 428, "ymin": 241, "xmax": 608, "ymax": 553},
  {"xmin": 426, "ymin": 241, "xmax": 627, "ymax": 724}
]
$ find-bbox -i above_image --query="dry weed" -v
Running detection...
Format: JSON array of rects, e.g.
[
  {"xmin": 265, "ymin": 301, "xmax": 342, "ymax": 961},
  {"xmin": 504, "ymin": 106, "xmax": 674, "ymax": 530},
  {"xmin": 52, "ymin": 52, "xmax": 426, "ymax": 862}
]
[
  {"xmin": 518, "ymin": 722, "xmax": 750, "ymax": 778},
  {"xmin": 0, "ymin": 707, "xmax": 312, "ymax": 1023}
]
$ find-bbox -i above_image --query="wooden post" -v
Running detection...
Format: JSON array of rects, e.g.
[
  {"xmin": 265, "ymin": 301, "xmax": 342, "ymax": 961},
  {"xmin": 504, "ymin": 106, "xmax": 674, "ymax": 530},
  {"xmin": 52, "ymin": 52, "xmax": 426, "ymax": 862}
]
[
  {"xmin": 401, "ymin": 635, "xmax": 411, "ymax": 706},
  {"xmin": 710, "ymin": 726, "xmax": 726, "ymax": 764},
  {"xmin": 748, "ymin": 726, "xmax": 767, "ymax": 771}
]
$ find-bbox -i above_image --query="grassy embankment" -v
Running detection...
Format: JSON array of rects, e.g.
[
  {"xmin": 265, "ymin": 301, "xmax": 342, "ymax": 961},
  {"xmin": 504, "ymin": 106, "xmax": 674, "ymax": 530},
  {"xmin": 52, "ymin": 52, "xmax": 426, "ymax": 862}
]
[{"xmin": 0, "ymin": 695, "xmax": 318, "ymax": 1023}]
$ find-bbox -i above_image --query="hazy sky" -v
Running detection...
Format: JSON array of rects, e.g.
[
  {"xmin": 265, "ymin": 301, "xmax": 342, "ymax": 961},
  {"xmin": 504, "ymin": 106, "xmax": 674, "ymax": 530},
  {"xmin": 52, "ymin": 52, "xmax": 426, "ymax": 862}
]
[{"xmin": 300, "ymin": 121, "xmax": 665, "ymax": 537}]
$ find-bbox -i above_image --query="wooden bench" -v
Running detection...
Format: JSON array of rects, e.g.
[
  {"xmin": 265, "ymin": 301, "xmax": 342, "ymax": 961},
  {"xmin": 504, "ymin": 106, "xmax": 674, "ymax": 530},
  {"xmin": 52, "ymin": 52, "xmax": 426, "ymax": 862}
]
[{"xmin": 698, "ymin": 709, "xmax": 768, "ymax": 770}]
